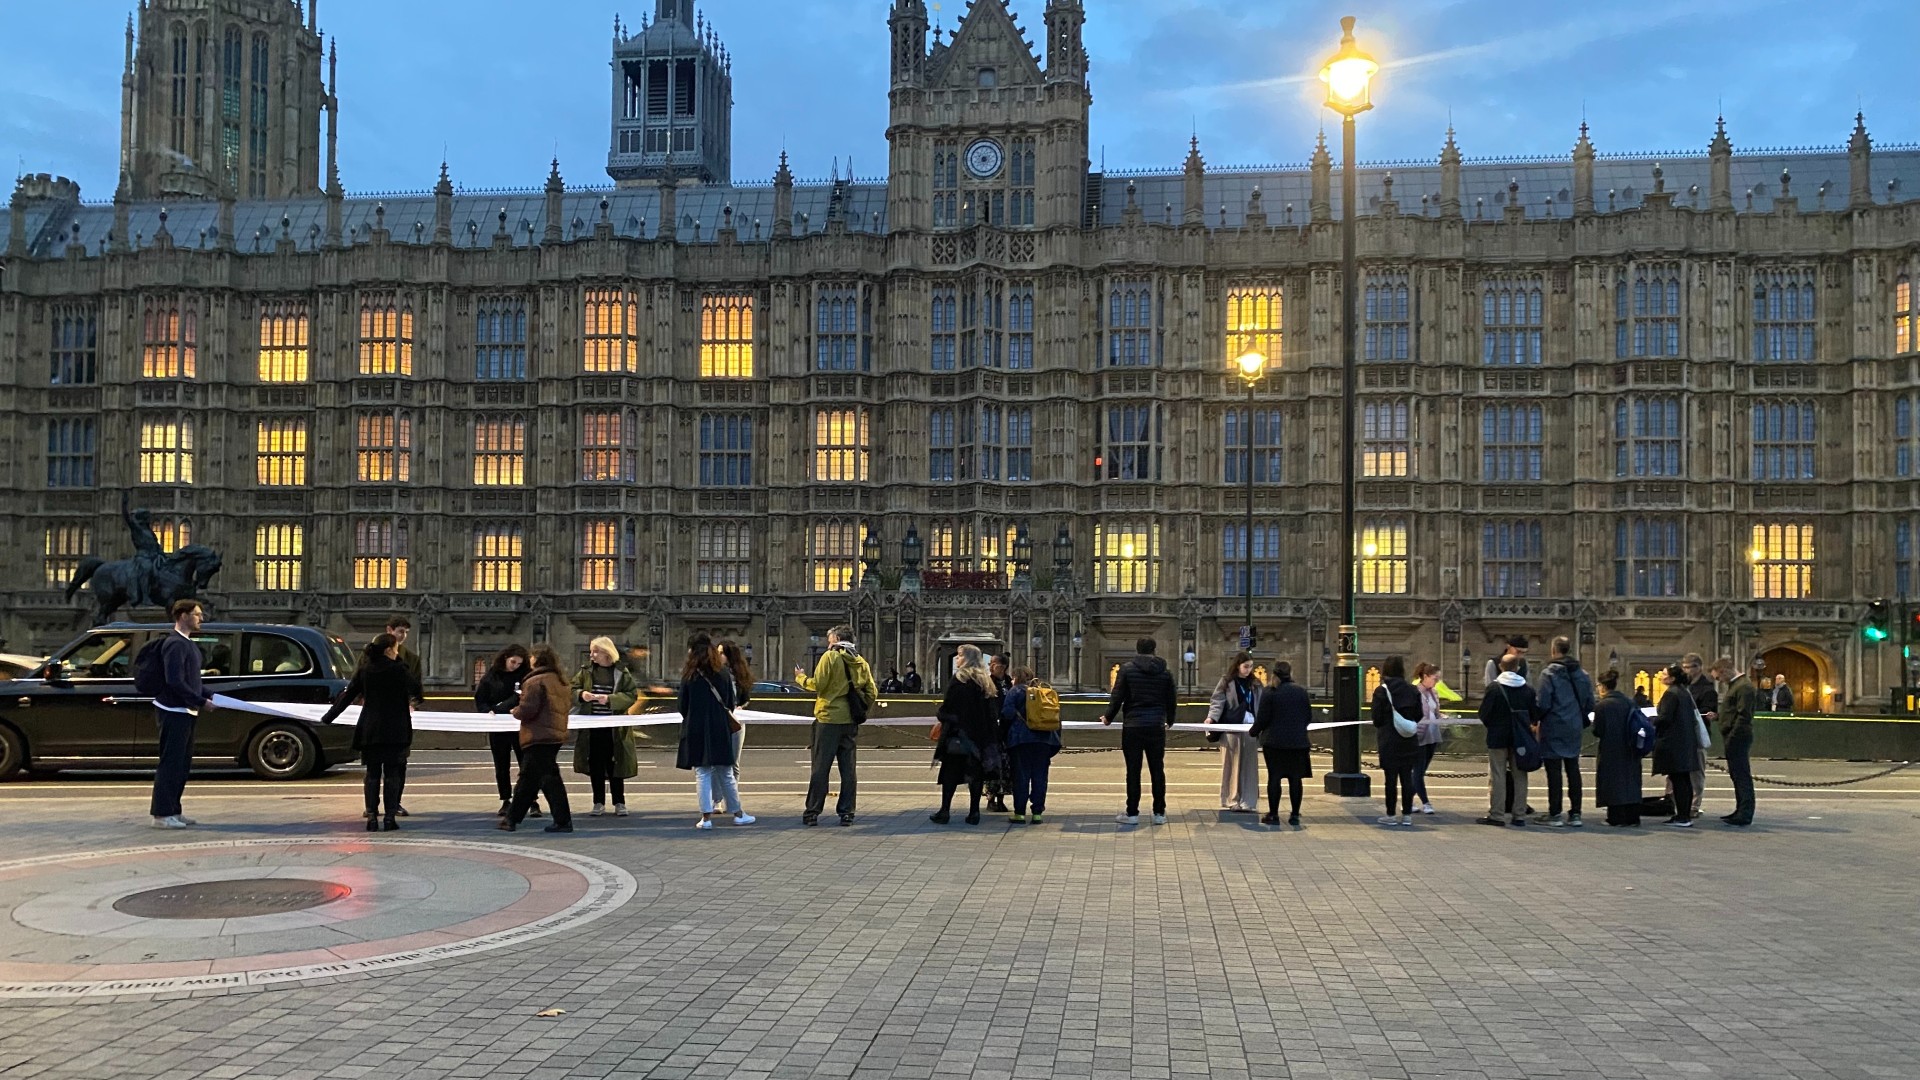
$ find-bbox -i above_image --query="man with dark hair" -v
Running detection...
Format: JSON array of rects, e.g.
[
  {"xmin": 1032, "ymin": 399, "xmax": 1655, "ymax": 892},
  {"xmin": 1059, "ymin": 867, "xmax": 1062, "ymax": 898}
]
[
  {"xmin": 795, "ymin": 625, "xmax": 877, "ymax": 827},
  {"xmin": 901, "ymin": 661, "xmax": 923, "ymax": 694},
  {"xmin": 1483, "ymin": 635, "xmax": 1530, "ymax": 688},
  {"xmin": 1534, "ymin": 636, "xmax": 1595, "ymax": 827},
  {"xmin": 149, "ymin": 599, "xmax": 215, "ymax": 829},
  {"xmin": 1101, "ymin": 637, "xmax": 1178, "ymax": 825},
  {"xmin": 1477, "ymin": 653, "xmax": 1538, "ymax": 827},
  {"xmin": 1719, "ymin": 657, "xmax": 1761, "ymax": 827},
  {"xmin": 386, "ymin": 615, "xmax": 422, "ymax": 689},
  {"xmin": 1681, "ymin": 653, "xmax": 1717, "ymax": 819}
]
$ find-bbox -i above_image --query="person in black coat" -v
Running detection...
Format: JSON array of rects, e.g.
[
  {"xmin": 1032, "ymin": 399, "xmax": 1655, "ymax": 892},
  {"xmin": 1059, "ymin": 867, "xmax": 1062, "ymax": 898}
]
[
  {"xmin": 321, "ymin": 633, "xmax": 421, "ymax": 831},
  {"xmin": 1248, "ymin": 661, "xmax": 1314, "ymax": 826},
  {"xmin": 1589, "ymin": 668, "xmax": 1645, "ymax": 827},
  {"xmin": 1652, "ymin": 663, "xmax": 1703, "ymax": 826},
  {"xmin": 931, "ymin": 645, "xmax": 1002, "ymax": 825},
  {"xmin": 1369, "ymin": 656, "xmax": 1424, "ymax": 826},
  {"xmin": 475, "ymin": 643, "xmax": 538, "ymax": 819},
  {"xmin": 677, "ymin": 633, "xmax": 751, "ymax": 829},
  {"xmin": 1477, "ymin": 654, "xmax": 1540, "ymax": 827}
]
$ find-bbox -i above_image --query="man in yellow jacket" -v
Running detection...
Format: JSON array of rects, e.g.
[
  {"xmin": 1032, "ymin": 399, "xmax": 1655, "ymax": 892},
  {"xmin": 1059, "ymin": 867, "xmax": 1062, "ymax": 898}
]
[{"xmin": 793, "ymin": 624, "xmax": 879, "ymax": 827}]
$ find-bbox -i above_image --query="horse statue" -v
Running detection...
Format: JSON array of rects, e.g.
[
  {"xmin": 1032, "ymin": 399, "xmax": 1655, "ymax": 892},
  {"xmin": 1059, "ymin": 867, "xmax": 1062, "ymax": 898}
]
[
  {"xmin": 63, "ymin": 495, "xmax": 224, "ymax": 623},
  {"xmin": 65, "ymin": 545, "xmax": 223, "ymax": 625}
]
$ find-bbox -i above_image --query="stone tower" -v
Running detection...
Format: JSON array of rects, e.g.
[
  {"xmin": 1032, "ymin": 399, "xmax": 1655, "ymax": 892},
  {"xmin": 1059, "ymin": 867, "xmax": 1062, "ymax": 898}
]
[
  {"xmin": 607, "ymin": 1, "xmax": 734, "ymax": 186},
  {"xmin": 119, "ymin": 0, "xmax": 326, "ymax": 200},
  {"xmin": 885, "ymin": 0, "xmax": 1090, "ymax": 233}
]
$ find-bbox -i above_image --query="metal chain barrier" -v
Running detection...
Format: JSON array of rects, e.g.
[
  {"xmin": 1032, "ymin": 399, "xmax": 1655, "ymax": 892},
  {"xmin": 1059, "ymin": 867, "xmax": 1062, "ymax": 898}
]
[{"xmin": 1702, "ymin": 758, "xmax": 1915, "ymax": 788}]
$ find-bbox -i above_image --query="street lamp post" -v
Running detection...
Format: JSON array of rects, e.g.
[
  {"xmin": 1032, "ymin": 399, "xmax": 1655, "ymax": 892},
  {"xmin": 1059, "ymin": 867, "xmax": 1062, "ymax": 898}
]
[
  {"xmin": 1322, "ymin": 15, "xmax": 1378, "ymax": 797},
  {"xmin": 1234, "ymin": 350, "xmax": 1267, "ymax": 656}
]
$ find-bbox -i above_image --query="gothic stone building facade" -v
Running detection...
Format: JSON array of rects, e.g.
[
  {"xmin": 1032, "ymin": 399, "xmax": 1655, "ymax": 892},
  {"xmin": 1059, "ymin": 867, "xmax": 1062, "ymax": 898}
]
[{"xmin": 5, "ymin": 0, "xmax": 1920, "ymax": 709}]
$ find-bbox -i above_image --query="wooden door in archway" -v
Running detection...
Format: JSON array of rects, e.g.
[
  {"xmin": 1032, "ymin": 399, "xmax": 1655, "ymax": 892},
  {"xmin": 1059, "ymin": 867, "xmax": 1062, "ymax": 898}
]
[{"xmin": 1759, "ymin": 646, "xmax": 1822, "ymax": 713}]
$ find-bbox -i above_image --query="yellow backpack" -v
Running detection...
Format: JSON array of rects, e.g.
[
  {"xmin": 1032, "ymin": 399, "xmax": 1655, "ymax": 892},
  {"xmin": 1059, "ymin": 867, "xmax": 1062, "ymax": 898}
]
[{"xmin": 1024, "ymin": 681, "xmax": 1062, "ymax": 732}]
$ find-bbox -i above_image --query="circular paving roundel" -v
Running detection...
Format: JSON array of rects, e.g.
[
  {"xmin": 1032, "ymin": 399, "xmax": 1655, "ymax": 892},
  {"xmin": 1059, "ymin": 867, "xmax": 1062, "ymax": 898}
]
[{"xmin": 0, "ymin": 838, "xmax": 646, "ymax": 1000}]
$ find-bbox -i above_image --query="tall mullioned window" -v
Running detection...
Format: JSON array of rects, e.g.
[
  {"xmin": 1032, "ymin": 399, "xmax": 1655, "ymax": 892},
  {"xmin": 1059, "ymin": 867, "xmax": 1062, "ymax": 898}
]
[
  {"xmin": 43, "ymin": 523, "xmax": 92, "ymax": 587},
  {"xmin": 1616, "ymin": 264, "xmax": 1683, "ymax": 358},
  {"xmin": 1361, "ymin": 401, "xmax": 1410, "ymax": 478},
  {"xmin": 356, "ymin": 412, "xmax": 412, "ymax": 483},
  {"xmin": 476, "ymin": 296, "xmax": 528, "ymax": 380},
  {"xmin": 253, "ymin": 523, "xmax": 303, "ymax": 591},
  {"xmin": 1615, "ymin": 517, "xmax": 1683, "ymax": 597},
  {"xmin": 930, "ymin": 285, "xmax": 958, "ymax": 371},
  {"xmin": 1482, "ymin": 520, "xmax": 1544, "ymax": 598},
  {"xmin": 472, "ymin": 415, "xmax": 527, "ymax": 486},
  {"xmin": 698, "ymin": 413, "xmax": 753, "ymax": 487},
  {"xmin": 472, "ymin": 525, "xmax": 524, "ymax": 592},
  {"xmin": 1226, "ymin": 285, "xmax": 1283, "ymax": 369},
  {"xmin": 258, "ymin": 301, "xmax": 310, "ymax": 382},
  {"xmin": 255, "ymin": 418, "xmax": 308, "ymax": 486},
  {"xmin": 696, "ymin": 523, "xmax": 751, "ymax": 594},
  {"xmin": 1751, "ymin": 400, "xmax": 1816, "ymax": 481},
  {"xmin": 168, "ymin": 24, "xmax": 188, "ymax": 150},
  {"xmin": 1007, "ymin": 283, "xmax": 1036, "ymax": 369},
  {"xmin": 1751, "ymin": 523, "xmax": 1815, "ymax": 600},
  {"xmin": 1896, "ymin": 274, "xmax": 1914, "ymax": 355},
  {"xmin": 579, "ymin": 519, "xmax": 636, "ymax": 592},
  {"xmin": 352, "ymin": 519, "xmax": 409, "ymax": 590},
  {"xmin": 358, "ymin": 294, "xmax": 414, "ymax": 376},
  {"xmin": 1363, "ymin": 272, "xmax": 1411, "ymax": 362},
  {"xmin": 152, "ymin": 518, "xmax": 190, "ymax": 553},
  {"xmin": 139, "ymin": 417, "xmax": 194, "ymax": 484},
  {"xmin": 1006, "ymin": 407, "xmax": 1034, "ymax": 482},
  {"xmin": 1358, "ymin": 519, "xmax": 1409, "ymax": 594},
  {"xmin": 932, "ymin": 139, "xmax": 959, "ymax": 228},
  {"xmin": 1224, "ymin": 408, "xmax": 1283, "ymax": 484},
  {"xmin": 961, "ymin": 279, "xmax": 1004, "ymax": 369},
  {"xmin": 143, "ymin": 298, "xmax": 197, "ymax": 379},
  {"xmin": 581, "ymin": 408, "xmax": 639, "ymax": 483},
  {"xmin": 815, "ymin": 285, "xmax": 870, "ymax": 372},
  {"xmin": 1482, "ymin": 404, "xmax": 1543, "ymax": 482},
  {"xmin": 583, "ymin": 288, "xmax": 639, "ymax": 373},
  {"xmin": 1101, "ymin": 404, "xmax": 1161, "ymax": 481},
  {"xmin": 47, "ymin": 418, "xmax": 96, "ymax": 489},
  {"xmin": 1898, "ymin": 396, "xmax": 1920, "ymax": 477},
  {"xmin": 1093, "ymin": 523, "xmax": 1160, "ymax": 594},
  {"xmin": 1007, "ymin": 137, "xmax": 1036, "ymax": 226},
  {"xmin": 700, "ymin": 295, "xmax": 755, "ymax": 378},
  {"xmin": 1615, "ymin": 396, "xmax": 1683, "ymax": 477},
  {"xmin": 1482, "ymin": 275, "xmax": 1543, "ymax": 365},
  {"xmin": 1104, "ymin": 278, "xmax": 1157, "ymax": 367},
  {"xmin": 1222, "ymin": 522, "xmax": 1282, "ymax": 597},
  {"xmin": 971, "ymin": 405, "xmax": 1003, "ymax": 481},
  {"xmin": 929, "ymin": 408, "xmax": 957, "ymax": 482},
  {"xmin": 1752, "ymin": 269, "xmax": 1816, "ymax": 362},
  {"xmin": 50, "ymin": 305, "xmax": 97, "ymax": 385},
  {"xmin": 809, "ymin": 519, "xmax": 864, "ymax": 592},
  {"xmin": 247, "ymin": 32, "xmax": 269, "ymax": 197},
  {"xmin": 813, "ymin": 408, "xmax": 870, "ymax": 482}
]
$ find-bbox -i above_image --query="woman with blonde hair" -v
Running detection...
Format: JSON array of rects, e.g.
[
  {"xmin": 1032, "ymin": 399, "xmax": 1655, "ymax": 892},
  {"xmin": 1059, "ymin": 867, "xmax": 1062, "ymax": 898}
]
[
  {"xmin": 572, "ymin": 636, "xmax": 639, "ymax": 816},
  {"xmin": 930, "ymin": 644, "xmax": 1002, "ymax": 825}
]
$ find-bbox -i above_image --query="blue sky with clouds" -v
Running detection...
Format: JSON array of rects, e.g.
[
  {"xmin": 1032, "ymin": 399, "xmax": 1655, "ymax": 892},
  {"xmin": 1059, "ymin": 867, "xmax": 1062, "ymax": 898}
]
[{"xmin": 3, "ymin": 0, "xmax": 1912, "ymax": 197}]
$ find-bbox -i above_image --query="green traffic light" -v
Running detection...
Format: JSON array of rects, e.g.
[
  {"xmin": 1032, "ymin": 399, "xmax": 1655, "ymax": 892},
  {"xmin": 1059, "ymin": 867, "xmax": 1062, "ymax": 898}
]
[{"xmin": 1865, "ymin": 626, "xmax": 1890, "ymax": 641}]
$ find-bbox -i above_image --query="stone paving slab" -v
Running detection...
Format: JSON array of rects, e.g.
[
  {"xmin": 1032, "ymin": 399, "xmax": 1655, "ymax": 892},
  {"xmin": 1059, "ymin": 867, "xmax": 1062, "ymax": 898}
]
[{"xmin": 0, "ymin": 749, "xmax": 1915, "ymax": 1078}]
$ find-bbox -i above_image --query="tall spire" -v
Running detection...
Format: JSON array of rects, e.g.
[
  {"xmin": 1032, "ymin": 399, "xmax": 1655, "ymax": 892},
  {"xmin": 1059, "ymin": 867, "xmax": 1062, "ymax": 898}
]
[
  {"xmin": 543, "ymin": 158, "xmax": 564, "ymax": 244},
  {"xmin": 324, "ymin": 38, "xmax": 340, "ymax": 194},
  {"xmin": 1848, "ymin": 112, "xmax": 1873, "ymax": 208},
  {"xmin": 1183, "ymin": 135, "xmax": 1206, "ymax": 226},
  {"xmin": 1310, "ymin": 130, "xmax": 1332, "ymax": 223},
  {"xmin": 1571, "ymin": 122, "xmax": 1595, "ymax": 216},
  {"xmin": 433, "ymin": 160, "xmax": 452, "ymax": 245},
  {"xmin": 1708, "ymin": 114, "xmax": 1733, "ymax": 211},
  {"xmin": 1439, "ymin": 127, "xmax": 1462, "ymax": 218}
]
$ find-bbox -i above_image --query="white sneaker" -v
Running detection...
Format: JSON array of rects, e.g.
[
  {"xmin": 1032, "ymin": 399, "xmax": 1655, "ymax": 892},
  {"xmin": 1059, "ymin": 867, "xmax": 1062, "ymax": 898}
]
[
  {"xmin": 1151, "ymin": 813, "xmax": 1168, "ymax": 825},
  {"xmin": 732, "ymin": 814, "xmax": 756, "ymax": 826},
  {"xmin": 614, "ymin": 805, "xmax": 629, "ymax": 817},
  {"xmin": 590, "ymin": 804, "xmax": 605, "ymax": 817},
  {"xmin": 151, "ymin": 815, "xmax": 189, "ymax": 829},
  {"xmin": 1400, "ymin": 815, "xmax": 1413, "ymax": 826},
  {"xmin": 695, "ymin": 818, "xmax": 714, "ymax": 830},
  {"xmin": 1115, "ymin": 813, "xmax": 1140, "ymax": 825},
  {"xmin": 1419, "ymin": 804, "xmax": 1436, "ymax": 815},
  {"xmin": 176, "ymin": 816, "xmax": 198, "ymax": 826},
  {"xmin": 1377, "ymin": 815, "xmax": 1399, "ymax": 826}
]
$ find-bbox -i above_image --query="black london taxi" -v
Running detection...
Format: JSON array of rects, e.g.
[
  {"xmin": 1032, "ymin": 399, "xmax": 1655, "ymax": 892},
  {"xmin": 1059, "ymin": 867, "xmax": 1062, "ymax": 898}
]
[{"xmin": 0, "ymin": 623, "xmax": 358, "ymax": 781}]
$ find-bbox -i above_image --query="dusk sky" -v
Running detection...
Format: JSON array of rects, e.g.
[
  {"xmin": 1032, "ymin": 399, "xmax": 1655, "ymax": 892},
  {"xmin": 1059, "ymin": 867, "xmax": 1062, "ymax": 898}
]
[{"xmin": 3, "ymin": 0, "xmax": 1912, "ymax": 198}]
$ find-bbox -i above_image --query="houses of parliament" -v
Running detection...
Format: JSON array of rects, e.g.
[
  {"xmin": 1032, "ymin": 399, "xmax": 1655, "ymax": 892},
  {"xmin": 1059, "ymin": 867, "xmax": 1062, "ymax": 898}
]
[{"xmin": 4, "ymin": 0, "xmax": 1920, "ymax": 710}]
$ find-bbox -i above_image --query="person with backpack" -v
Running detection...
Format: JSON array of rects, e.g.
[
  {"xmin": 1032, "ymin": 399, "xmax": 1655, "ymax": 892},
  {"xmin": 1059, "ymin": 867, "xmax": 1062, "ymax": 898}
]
[
  {"xmin": 1589, "ymin": 668, "xmax": 1646, "ymax": 827},
  {"xmin": 1204, "ymin": 652, "xmax": 1262, "ymax": 813},
  {"xmin": 1001, "ymin": 666, "xmax": 1061, "ymax": 824},
  {"xmin": 1653, "ymin": 663, "xmax": 1704, "ymax": 827},
  {"xmin": 795, "ymin": 624, "xmax": 878, "ymax": 827},
  {"xmin": 1533, "ymin": 636, "xmax": 1595, "ymax": 828},
  {"xmin": 140, "ymin": 598, "xmax": 217, "ymax": 829},
  {"xmin": 1476, "ymin": 653, "xmax": 1540, "ymax": 827},
  {"xmin": 320, "ymin": 633, "xmax": 421, "ymax": 831},
  {"xmin": 1248, "ymin": 661, "xmax": 1313, "ymax": 826},
  {"xmin": 1369, "ymin": 655, "xmax": 1424, "ymax": 827},
  {"xmin": 1100, "ymin": 638, "xmax": 1180, "ymax": 825}
]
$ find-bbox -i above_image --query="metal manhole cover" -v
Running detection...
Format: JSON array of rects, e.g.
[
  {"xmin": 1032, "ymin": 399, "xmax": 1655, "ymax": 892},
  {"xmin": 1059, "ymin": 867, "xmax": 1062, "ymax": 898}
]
[{"xmin": 112, "ymin": 878, "xmax": 353, "ymax": 919}]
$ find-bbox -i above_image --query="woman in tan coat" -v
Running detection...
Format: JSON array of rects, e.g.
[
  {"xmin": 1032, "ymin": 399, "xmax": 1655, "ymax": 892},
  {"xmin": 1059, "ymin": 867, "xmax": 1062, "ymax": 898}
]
[{"xmin": 499, "ymin": 644, "xmax": 575, "ymax": 833}]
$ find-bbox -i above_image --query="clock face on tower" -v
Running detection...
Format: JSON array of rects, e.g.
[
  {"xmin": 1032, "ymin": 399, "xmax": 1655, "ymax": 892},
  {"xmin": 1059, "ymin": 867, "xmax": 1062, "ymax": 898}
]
[{"xmin": 964, "ymin": 139, "xmax": 1005, "ymax": 179}]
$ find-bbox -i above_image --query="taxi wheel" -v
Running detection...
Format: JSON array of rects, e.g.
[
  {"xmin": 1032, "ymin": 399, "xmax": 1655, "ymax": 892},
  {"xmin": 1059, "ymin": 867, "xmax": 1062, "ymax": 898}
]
[
  {"xmin": 246, "ymin": 722, "xmax": 319, "ymax": 781},
  {"xmin": 0, "ymin": 724, "xmax": 24, "ymax": 781}
]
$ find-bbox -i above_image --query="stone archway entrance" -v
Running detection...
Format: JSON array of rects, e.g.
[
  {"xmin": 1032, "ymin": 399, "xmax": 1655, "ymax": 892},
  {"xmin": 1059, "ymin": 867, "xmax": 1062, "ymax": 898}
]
[
  {"xmin": 1758, "ymin": 643, "xmax": 1834, "ymax": 713},
  {"xmin": 932, "ymin": 632, "xmax": 1004, "ymax": 692}
]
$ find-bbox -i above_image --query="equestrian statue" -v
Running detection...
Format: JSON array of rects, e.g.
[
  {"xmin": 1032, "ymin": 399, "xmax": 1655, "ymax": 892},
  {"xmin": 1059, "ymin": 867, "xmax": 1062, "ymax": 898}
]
[{"xmin": 64, "ymin": 494, "xmax": 223, "ymax": 624}]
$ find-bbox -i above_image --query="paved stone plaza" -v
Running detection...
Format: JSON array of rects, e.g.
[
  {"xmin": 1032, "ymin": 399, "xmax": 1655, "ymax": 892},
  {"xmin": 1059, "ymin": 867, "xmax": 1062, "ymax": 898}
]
[{"xmin": 0, "ymin": 747, "xmax": 1916, "ymax": 1080}]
